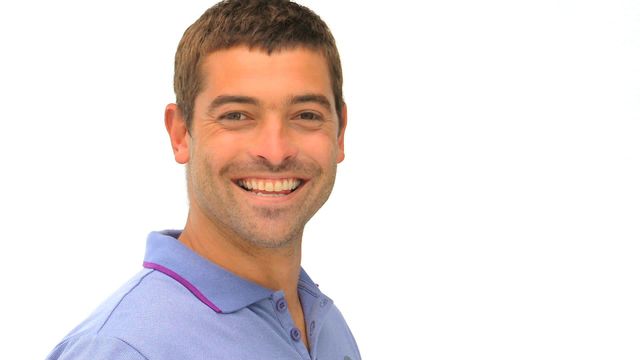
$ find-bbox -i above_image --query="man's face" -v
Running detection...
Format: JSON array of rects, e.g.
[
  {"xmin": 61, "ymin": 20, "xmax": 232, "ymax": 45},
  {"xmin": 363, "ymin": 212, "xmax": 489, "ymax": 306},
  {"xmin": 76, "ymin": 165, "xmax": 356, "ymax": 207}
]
[{"xmin": 170, "ymin": 46, "xmax": 345, "ymax": 248}]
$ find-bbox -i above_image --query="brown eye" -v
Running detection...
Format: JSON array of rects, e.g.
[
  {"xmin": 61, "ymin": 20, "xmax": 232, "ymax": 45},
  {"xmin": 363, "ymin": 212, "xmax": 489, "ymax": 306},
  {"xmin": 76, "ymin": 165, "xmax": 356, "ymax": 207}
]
[
  {"xmin": 297, "ymin": 112, "xmax": 321, "ymax": 121},
  {"xmin": 221, "ymin": 112, "xmax": 247, "ymax": 121}
]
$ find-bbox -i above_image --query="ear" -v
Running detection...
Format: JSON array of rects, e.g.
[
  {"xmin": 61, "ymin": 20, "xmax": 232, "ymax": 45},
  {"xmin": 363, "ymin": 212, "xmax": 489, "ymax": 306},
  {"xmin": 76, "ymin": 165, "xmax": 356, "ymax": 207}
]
[
  {"xmin": 336, "ymin": 103, "xmax": 347, "ymax": 163},
  {"xmin": 165, "ymin": 103, "xmax": 190, "ymax": 164}
]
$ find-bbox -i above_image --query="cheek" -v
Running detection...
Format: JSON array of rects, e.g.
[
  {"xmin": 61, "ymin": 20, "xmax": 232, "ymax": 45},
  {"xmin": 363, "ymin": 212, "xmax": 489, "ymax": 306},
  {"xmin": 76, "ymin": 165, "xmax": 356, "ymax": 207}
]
[
  {"xmin": 197, "ymin": 132, "xmax": 248, "ymax": 166},
  {"xmin": 297, "ymin": 133, "xmax": 339, "ymax": 165}
]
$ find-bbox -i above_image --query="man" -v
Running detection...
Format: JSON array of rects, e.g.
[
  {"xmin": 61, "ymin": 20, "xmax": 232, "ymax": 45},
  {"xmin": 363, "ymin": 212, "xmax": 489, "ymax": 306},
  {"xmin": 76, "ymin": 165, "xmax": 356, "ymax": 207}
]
[{"xmin": 46, "ymin": 1, "xmax": 359, "ymax": 359}]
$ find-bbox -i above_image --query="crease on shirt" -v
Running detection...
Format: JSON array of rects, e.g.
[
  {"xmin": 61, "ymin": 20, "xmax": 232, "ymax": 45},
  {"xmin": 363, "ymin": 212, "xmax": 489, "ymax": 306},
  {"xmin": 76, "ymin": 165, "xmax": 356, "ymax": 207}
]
[
  {"xmin": 297, "ymin": 283, "xmax": 319, "ymax": 298},
  {"xmin": 96, "ymin": 269, "xmax": 155, "ymax": 334},
  {"xmin": 114, "ymin": 336, "xmax": 150, "ymax": 360}
]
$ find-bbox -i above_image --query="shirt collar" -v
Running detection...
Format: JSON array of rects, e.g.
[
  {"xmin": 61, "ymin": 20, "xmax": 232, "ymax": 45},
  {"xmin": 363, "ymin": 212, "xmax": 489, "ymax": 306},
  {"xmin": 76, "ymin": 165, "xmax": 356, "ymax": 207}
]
[{"xmin": 142, "ymin": 230, "xmax": 322, "ymax": 314}]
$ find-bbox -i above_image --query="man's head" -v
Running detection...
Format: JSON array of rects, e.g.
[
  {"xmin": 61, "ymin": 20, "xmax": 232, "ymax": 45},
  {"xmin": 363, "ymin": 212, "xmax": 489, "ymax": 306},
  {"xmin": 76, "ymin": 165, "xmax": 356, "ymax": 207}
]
[
  {"xmin": 165, "ymin": 0, "xmax": 346, "ymax": 249},
  {"xmin": 174, "ymin": 0, "xmax": 344, "ymax": 132}
]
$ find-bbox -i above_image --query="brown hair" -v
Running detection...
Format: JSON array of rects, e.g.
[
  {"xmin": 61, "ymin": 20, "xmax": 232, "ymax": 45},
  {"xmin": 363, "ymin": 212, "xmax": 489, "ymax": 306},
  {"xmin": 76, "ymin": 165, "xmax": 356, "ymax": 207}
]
[{"xmin": 174, "ymin": 0, "xmax": 344, "ymax": 131}]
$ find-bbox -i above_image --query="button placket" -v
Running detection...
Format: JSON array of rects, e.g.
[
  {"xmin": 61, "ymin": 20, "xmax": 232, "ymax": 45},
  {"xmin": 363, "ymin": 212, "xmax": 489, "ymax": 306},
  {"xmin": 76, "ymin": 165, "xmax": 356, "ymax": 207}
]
[
  {"xmin": 276, "ymin": 298, "xmax": 288, "ymax": 313},
  {"xmin": 271, "ymin": 293, "xmax": 308, "ymax": 357},
  {"xmin": 290, "ymin": 327, "xmax": 302, "ymax": 342},
  {"xmin": 306, "ymin": 294, "xmax": 334, "ymax": 356},
  {"xmin": 309, "ymin": 320, "xmax": 316, "ymax": 337}
]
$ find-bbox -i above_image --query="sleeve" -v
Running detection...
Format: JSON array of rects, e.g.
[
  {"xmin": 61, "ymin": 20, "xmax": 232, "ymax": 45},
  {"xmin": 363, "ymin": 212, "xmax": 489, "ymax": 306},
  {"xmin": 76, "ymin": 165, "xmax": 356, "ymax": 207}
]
[{"xmin": 46, "ymin": 335, "xmax": 148, "ymax": 360}]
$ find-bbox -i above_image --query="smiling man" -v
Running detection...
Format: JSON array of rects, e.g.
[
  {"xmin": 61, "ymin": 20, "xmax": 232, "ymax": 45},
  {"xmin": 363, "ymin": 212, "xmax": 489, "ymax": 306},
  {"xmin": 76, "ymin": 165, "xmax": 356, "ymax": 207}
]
[{"xmin": 46, "ymin": 1, "xmax": 359, "ymax": 360}]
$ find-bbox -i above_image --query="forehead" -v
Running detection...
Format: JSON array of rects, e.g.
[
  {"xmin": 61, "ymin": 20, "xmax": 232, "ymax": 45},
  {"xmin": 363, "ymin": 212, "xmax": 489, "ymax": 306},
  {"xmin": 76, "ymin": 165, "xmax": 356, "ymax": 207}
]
[{"xmin": 197, "ymin": 46, "xmax": 334, "ymax": 105}]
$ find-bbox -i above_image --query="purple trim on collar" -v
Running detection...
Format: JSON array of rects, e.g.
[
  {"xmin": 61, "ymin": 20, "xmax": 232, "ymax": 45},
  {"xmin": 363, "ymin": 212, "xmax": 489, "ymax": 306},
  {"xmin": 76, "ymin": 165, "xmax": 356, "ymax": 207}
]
[{"xmin": 143, "ymin": 261, "xmax": 222, "ymax": 313}]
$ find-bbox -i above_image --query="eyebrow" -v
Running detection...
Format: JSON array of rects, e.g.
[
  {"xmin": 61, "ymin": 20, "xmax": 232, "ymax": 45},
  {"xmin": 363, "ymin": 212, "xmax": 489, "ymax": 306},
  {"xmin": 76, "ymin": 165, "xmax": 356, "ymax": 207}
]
[
  {"xmin": 207, "ymin": 93, "xmax": 333, "ymax": 113},
  {"xmin": 288, "ymin": 94, "xmax": 332, "ymax": 111},
  {"xmin": 207, "ymin": 95, "xmax": 260, "ymax": 113}
]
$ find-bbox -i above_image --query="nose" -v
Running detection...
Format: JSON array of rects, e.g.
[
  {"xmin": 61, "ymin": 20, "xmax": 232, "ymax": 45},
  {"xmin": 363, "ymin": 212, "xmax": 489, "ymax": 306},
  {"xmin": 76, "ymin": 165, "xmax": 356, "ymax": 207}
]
[{"xmin": 248, "ymin": 117, "xmax": 298, "ymax": 167}]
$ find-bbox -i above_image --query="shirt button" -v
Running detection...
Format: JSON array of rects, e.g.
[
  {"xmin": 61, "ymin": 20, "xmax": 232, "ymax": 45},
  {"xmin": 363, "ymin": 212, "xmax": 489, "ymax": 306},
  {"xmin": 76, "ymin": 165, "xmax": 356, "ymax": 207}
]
[
  {"xmin": 276, "ymin": 298, "xmax": 288, "ymax": 313},
  {"xmin": 290, "ymin": 327, "xmax": 302, "ymax": 342},
  {"xmin": 320, "ymin": 298, "xmax": 328, "ymax": 307},
  {"xmin": 309, "ymin": 320, "xmax": 316, "ymax": 336}
]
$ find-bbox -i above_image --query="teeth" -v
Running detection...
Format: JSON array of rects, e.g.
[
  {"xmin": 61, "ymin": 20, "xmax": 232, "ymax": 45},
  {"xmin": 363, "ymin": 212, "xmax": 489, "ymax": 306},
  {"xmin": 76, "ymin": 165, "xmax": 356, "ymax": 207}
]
[{"xmin": 238, "ymin": 178, "xmax": 302, "ymax": 192}]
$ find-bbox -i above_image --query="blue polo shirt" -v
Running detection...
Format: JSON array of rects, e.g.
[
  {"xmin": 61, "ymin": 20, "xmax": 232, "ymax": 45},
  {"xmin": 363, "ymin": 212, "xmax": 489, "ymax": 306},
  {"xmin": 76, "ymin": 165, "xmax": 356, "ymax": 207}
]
[{"xmin": 46, "ymin": 231, "xmax": 360, "ymax": 360}]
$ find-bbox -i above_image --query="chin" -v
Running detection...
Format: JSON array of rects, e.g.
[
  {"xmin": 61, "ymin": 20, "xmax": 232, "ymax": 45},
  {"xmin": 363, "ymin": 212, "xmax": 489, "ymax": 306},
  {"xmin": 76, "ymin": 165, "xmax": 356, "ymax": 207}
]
[
  {"xmin": 234, "ymin": 209, "xmax": 307, "ymax": 249},
  {"xmin": 242, "ymin": 232, "xmax": 298, "ymax": 249}
]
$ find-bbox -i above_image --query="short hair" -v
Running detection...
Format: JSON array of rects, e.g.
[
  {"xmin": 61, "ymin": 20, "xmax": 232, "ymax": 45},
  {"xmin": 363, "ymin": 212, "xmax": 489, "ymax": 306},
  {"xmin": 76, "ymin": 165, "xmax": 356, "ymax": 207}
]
[{"xmin": 174, "ymin": 0, "xmax": 344, "ymax": 132}]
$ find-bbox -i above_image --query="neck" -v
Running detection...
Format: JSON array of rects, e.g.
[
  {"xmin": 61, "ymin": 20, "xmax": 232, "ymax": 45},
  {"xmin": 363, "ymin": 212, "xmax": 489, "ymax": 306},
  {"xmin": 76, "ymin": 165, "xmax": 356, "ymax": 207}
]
[
  {"xmin": 178, "ymin": 207, "xmax": 310, "ymax": 349},
  {"xmin": 178, "ymin": 209, "xmax": 303, "ymax": 294}
]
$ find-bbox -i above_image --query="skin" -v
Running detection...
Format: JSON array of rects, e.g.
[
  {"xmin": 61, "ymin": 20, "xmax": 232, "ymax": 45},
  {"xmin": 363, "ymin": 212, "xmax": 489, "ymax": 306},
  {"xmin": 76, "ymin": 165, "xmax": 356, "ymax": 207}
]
[{"xmin": 165, "ymin": 46, "xmax": 346, "ymax": 350}]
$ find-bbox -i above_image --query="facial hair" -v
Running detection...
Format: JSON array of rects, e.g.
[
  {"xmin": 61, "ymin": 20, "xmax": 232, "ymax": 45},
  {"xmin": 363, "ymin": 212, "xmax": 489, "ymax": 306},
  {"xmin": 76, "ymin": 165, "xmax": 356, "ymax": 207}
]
[{"xmin": 188, "ymin": 153, "xmax": 337, "ymax": 249}]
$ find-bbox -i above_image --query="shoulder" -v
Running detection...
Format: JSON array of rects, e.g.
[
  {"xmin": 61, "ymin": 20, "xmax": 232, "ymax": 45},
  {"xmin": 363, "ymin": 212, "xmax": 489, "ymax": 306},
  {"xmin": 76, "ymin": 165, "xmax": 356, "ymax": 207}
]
[
  {"xmin": 322, "ymin": 305, "xmax": 362, "ymax": 359},
  {"xmin": 46, "ymin": 334, "xmax": 148, "ymax": 360},
  {"xmin": 47, "ymin": 269, "xmax": 202, "ymax": 359}
]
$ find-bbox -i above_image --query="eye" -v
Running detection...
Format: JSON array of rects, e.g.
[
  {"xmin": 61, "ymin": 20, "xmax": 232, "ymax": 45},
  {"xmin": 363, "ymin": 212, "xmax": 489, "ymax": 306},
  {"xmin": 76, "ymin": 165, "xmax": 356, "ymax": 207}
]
[
  {"xmin": 295, "ymin": 112, "xmax": 322, "ymax": 121},
  {"xmin": 220, "ymin": 112, "xmax": 248, "ymax": 121}
]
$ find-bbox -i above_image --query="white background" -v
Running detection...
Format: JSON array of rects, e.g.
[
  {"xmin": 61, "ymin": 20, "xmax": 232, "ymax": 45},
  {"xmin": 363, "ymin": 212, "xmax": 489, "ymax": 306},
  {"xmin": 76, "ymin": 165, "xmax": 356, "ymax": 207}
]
[{"xmin": 1, "ymin": 1, "xmax": 639, "ymax": 359}]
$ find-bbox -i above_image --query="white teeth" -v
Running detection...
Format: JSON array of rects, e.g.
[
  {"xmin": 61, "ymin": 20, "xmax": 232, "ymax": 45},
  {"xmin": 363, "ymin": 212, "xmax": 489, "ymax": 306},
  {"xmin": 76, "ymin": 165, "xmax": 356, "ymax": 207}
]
[{"xmin": 238, "ymin": 178, "xmax": 302, "ymax": 192}]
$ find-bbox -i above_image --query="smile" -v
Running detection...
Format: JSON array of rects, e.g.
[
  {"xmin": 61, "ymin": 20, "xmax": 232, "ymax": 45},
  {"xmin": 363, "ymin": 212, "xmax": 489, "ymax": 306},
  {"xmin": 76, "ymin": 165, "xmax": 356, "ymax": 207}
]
[{"xmin": 235, "ymin": 178, "xmax": 304, "ymax": 197}]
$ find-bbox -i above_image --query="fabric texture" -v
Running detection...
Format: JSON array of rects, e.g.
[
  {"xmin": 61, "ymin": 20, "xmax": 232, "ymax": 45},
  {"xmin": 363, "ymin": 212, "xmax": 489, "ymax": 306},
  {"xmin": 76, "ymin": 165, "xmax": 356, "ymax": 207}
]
[{"xmin": 46, "ymin": 231, "xmax": 360, "ymax": 360}]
